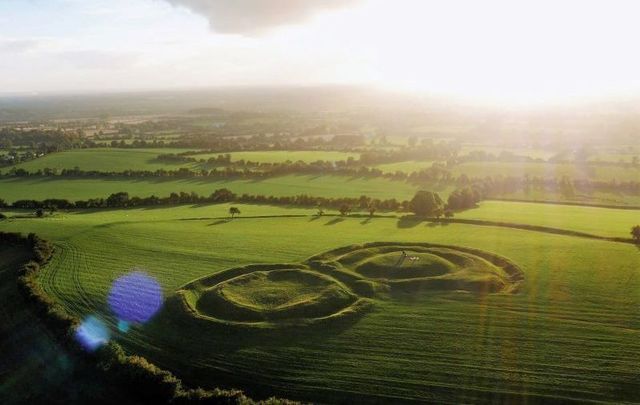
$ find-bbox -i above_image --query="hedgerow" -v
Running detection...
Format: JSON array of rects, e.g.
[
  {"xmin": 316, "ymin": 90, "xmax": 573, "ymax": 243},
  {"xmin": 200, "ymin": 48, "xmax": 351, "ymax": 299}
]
[{"xmin": 1, "ymin": 231, "xmax": 293, "ymax": 404}]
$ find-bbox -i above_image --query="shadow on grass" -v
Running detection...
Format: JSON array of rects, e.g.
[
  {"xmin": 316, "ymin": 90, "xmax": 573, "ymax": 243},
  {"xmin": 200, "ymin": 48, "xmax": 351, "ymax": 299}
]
[
  {"xmin": 324, "ymin": 217, "xmax": 345, "ymax": 226},
  {"xmin": 360, "ymin": 217, "xmax": 372, "ymax": 225},
  {"xmin": 396, "ymin": 215, "xmax": 425, "ymax": 229},
  {"xmin": 208, "ymin": 218, "xmax": 232, "ymax": 226}
]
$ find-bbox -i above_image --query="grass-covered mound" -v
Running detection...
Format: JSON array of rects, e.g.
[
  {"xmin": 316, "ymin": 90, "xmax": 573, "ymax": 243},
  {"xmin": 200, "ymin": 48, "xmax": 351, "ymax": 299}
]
[
  {"xmin": 179, "ymin": 265, "xmax": 366, "ymax": 327},
  {"xmin": 309, "ymin": 242, "xmax": 524, "ymax": 295},
  {"xmin": 179, "ymin": 242, "xmax": 523, "ymax": 328}
]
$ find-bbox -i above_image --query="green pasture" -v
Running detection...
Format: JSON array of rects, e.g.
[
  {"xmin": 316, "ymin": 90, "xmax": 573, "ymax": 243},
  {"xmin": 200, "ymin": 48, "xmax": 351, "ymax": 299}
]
[
  {"xmin": 1, "ymin": 204, "xmax": 639, "ymax": 403},
  {"xmin": 0, "ymin": 246, "xmax": 136, "ymax": 404},
  {"xmin": 0, "ymin": 174, "xmax": 424, "ymax": 202},
  {"xmin": 458, "ymin": 145, "xmax": 557, "ymax": 161},
  {"xmin": 1, "ymin": 148, "xmax": 196, "ymax": 173},
  {"xmin": 373, "ymin": 160, "xmax": 436, "ymax": 173},
  {"xmin": 493, "ymin": 189, "xmax": 640, "ymax": 207},
  {"xmin": 451, "ymin": 161, "xmax": 640, "ymax": 181},
  {"xmin": 458, "ymin": 200, "xmax": 640, "ymax": 238},
  {"xmin": 188, "ymin": 150, "xmax": 359, "ymax": 163}
]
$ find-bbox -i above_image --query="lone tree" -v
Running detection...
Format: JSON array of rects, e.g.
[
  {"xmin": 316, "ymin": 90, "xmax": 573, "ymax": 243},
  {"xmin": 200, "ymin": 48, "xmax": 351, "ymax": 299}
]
[
  {"xmin": 229, "ymin": 206, "xmax": 241, "ymax": 218},
  {"xmin": 339, "ymin": 204, "xmax": 352, "ymax": 216},
  {"xmin": 368, "ymin": 202, "xmax": 377, "ymax": 217},
  {"xmin": 409, "ymin": 190, "xmax": 444, "ymax": 217},
  {"xmin": 631, "ymin": 225, "xmax": 640, "ymax": 244}
]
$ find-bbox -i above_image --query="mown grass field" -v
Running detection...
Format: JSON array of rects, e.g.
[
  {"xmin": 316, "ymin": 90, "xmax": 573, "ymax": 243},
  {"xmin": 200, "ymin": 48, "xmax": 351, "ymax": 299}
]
[
  {"xmin": 1, "ymin": 204, "xmax": 639, "ymax": 403},
  {"xmin": 0, "ymin": 174, "xmax": 425, "ymax": 202},
  {"xmin": 0, "ymin": 245, "xmax": 136, "ymax": 404}
]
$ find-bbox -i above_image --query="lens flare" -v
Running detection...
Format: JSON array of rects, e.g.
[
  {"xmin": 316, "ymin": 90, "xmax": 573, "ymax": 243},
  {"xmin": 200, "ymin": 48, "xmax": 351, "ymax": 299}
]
[
  {"xmin": 118, "ymin": 319, "xmax": 130, "ymax": 333},
  {"xmin": 75, "ymin": 316, "xmax": 110, "ymax": 351},
  {"xmin": 108, "ymin": 270, "xmax": 163, "ymax": 324}
]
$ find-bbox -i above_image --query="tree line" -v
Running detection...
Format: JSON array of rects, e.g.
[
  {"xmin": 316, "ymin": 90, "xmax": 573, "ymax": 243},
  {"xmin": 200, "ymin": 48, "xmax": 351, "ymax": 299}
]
[{"xmin": 0, "ymin": 186, "xmax": 482, "ymax": 218}]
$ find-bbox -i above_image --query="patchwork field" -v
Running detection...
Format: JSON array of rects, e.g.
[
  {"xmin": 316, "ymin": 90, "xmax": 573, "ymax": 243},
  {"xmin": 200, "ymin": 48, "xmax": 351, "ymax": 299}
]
[{"xmin": 1, "ymin": 204, "xmax": 639, "ymax": 403}]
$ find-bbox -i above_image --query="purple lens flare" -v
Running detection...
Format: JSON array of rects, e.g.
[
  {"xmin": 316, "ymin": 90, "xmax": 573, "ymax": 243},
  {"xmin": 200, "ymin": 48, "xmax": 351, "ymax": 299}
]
[{"xmin": 108, "ymin": 270, "xmax": 163, "ymax": 324}]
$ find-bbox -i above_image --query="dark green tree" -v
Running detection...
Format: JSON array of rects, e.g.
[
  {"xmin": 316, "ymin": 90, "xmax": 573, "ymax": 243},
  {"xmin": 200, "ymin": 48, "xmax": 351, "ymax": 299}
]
[
  {"xmin": 631, "ymin": 225, "xmax": 640, "ymax": 244},
  {"xmin": 409, "ymin": 190, "xmax": 443, "ymax": 217},
  {"xmin": 106, "ymin": 192, "xmax": 130, "ymax": 207},
  {"xmin": 229, "ymin": 206, "xmax": 241, "ymax": 218},
  {"xmin": 339, "ymin": 204, "xmax": 352, "ymax": 216},
  {"xmin": 368, "ymin": 202, "xmax": 377, "ymax": 217}
]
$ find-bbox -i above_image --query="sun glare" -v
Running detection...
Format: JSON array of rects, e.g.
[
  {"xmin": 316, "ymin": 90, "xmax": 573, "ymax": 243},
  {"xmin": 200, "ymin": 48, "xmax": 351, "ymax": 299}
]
[{"xmin": 349, "ymin": 0, "xmax": 640, "ymax": 104}]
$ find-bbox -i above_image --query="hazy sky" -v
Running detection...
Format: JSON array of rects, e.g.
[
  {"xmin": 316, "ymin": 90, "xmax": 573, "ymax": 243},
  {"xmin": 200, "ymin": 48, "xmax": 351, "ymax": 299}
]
[{"xmin": 2, "ymin": 0, "xmax": 640, "ymax": 104}]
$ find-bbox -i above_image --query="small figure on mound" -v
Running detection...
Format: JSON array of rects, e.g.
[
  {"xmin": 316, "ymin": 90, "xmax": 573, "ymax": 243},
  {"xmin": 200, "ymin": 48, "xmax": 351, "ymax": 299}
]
[{"xmin": 396, "ymin": 250, "xmax": 408, "ymax": 266}]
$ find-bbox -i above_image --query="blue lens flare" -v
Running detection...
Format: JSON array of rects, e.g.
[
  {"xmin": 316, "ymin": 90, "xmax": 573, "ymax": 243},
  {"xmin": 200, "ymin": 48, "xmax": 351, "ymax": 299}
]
[
  {"xmin": 75, "ymin": 316, "xmax": 110, "ymax": 351},
  {"xmin": 118, "ymin": 319, "xmax": 130, "ymax": 333},
  {"xmin": 108, "ymin": 270, "xmax": 163, "ymax": 324}
]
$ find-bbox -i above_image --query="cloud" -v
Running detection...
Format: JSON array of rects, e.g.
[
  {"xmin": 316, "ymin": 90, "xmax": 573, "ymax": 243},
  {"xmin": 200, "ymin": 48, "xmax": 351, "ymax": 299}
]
[
  {"xmin": 0, "ymin": 38, "xmax": 40, "ymax": 53},
  {"xmin": 164, "ymin": 0, "xmax": 357, "ymax": 35},
  {"xmin": 58, "ymin": 50, "xmax": 139, "ymax": 70}
]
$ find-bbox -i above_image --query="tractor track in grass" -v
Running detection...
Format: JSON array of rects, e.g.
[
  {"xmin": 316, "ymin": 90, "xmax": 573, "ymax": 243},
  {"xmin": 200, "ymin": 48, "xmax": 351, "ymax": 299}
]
[{"xmin": 40, "ymin": 242, "xmax": 96, "ymax": 315}]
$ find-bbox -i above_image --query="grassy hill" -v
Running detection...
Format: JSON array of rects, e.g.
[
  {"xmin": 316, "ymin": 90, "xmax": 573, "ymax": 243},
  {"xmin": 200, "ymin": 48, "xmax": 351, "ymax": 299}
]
[{"xmin": 1, "ymin": 204, "xmax": 639, "ymax": 403}]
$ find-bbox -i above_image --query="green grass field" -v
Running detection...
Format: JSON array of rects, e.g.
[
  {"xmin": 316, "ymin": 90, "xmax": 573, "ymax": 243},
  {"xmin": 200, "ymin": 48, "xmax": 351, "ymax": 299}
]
[
  {"xmin": 0, "ymin": 245, "xmax": 136, "ymax": 404},
  {"xmin": 188, "ymin": 150, "xmax": 359, "ymax": 163},
  {"xmin": 458, "ymin": 200, "xmax": 640, "ymax": 238},
  {"xmin": 0, "ymin": 174, "xmax": 426, "ymax": 202},
  {"xmin": 373, "ymin": 160, "xmax": 436, "ymax": 173},
  {"xmin": 458, "ymin": 145, "xmax": 557, "ymax": 161},
  {"xmin": 451, "ymin": 161, "xmax": 640, "ymax": 181},
  {"xmin": 1, "ymin": 148, "xmax": 197, "ymax": 173},
  {"xmin": 2, "ymin": 203, "xmax": 639, "ymax": 403}
]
